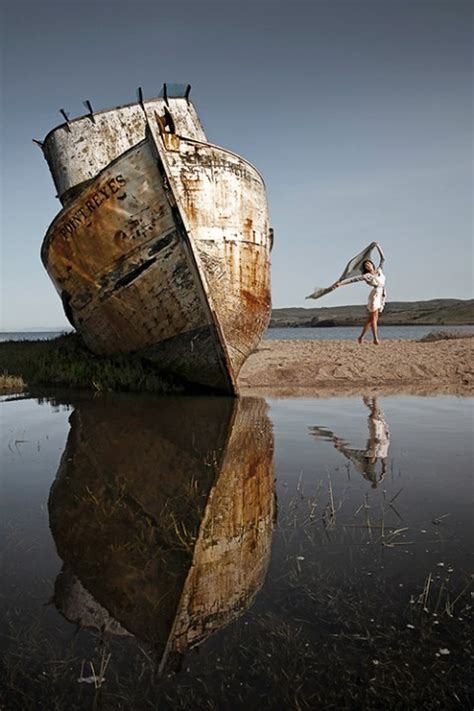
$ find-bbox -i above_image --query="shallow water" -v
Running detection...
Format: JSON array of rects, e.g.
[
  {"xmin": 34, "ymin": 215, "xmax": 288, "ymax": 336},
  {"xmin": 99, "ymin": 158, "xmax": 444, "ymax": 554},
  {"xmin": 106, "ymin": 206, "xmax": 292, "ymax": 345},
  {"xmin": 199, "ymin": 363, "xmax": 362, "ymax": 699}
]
[
  {"xmin": 1, "ymin": 323, "xmax": 474, "ymax": 343},
  {"xmin": 0, "ymin": 392, "xmax": 472, "ymax": 709},
  {"xmin": 0, "ymin": 331, "xmax": 72, "ymax": 342},
  {"xmin": 265, "ymin": 324, "xmax": 474, "ymax": 341}
]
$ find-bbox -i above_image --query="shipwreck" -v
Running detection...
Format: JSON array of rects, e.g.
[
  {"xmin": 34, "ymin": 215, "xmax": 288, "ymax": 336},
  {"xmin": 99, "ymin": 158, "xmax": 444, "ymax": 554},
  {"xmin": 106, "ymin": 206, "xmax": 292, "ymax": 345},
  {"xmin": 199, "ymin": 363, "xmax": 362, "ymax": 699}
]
[{"xmin": 40, "ymin": 84, "xmax": 272, "ymax": 394}]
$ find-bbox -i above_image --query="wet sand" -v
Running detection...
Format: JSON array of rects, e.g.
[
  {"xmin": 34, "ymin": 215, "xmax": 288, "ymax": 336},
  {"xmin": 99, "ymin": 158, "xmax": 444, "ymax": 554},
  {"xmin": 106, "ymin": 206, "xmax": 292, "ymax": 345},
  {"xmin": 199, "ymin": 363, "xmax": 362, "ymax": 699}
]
[{"xmin": 239, "ymin": 338, "xmax": 473, "ymax": 396}]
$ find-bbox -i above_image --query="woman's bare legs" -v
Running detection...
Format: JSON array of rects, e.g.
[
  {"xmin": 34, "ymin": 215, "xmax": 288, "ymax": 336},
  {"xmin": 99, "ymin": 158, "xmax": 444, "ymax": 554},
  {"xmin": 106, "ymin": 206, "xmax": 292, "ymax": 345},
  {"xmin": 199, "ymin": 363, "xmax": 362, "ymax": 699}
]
[
  {"xmin": 370, "ymin": 310, "xmax": 380, "ymax": 344},
  {"xmin": 358, "ymin": 315, "xmax": 372, "ymax": 343},
  {"xmin": 359, "ymin": 311, "xmax": 380, "ymax": 344}
]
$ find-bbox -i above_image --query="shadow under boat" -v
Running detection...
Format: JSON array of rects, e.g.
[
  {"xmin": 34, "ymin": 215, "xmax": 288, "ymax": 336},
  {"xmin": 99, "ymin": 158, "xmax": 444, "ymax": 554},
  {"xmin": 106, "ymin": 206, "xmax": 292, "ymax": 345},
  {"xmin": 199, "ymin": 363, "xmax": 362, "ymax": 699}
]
[{"xmin": 48, "ymin": 394, "xmax": 275, "ymax": 672}]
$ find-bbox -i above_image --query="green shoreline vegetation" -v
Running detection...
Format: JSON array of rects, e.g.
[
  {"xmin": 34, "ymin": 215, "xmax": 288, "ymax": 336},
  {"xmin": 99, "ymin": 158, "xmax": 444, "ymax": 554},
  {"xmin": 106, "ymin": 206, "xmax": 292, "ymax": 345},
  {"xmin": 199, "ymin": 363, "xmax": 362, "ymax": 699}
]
[
  {"xmin": 0, "ymin": 333, "xmax": 184, "ymax": 395},
  {"xmin": 270, "ymin": 298, "xmax": 474, "ymax": 328}
]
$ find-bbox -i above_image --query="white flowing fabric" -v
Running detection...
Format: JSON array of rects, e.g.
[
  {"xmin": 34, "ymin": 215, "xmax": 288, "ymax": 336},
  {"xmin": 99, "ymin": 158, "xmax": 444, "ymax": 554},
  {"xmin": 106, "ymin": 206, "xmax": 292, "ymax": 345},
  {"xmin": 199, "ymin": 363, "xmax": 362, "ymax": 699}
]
[{"xmin": 306, "ymin": 243, "xmax": 375, "ymax": 300}]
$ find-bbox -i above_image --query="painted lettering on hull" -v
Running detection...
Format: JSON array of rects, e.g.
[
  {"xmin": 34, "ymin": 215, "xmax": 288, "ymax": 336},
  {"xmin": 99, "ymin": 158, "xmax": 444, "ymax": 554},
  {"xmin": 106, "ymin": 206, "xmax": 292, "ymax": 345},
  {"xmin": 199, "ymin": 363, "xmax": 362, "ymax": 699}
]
[{"xmin": 58, "ymin": 174, "xmax": 126, "ymax": 238}]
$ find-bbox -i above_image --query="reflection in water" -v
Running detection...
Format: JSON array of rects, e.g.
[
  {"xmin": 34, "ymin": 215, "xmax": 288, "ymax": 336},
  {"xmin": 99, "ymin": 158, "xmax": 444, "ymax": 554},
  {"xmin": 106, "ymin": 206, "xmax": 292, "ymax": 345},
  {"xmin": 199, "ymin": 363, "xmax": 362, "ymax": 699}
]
[
  {"xmin": 310, "ymin": 396, "xmax": 390, "ymax": 487},
  {"xmin": 48, "ymin": 396, "xmax": 274, "ymax": 671}
]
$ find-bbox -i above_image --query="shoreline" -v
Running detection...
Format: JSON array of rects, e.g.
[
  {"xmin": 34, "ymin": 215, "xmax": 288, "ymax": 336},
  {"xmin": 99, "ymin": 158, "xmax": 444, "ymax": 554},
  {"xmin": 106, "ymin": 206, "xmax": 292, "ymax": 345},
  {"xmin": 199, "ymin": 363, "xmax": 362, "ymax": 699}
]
[
  {"xmin": 1, "ymin": 334, "xmax": 472, "ymax": 398},
  {"xmin": 239, "ymin": 338, "xmax": 473, "ymax": 397}
]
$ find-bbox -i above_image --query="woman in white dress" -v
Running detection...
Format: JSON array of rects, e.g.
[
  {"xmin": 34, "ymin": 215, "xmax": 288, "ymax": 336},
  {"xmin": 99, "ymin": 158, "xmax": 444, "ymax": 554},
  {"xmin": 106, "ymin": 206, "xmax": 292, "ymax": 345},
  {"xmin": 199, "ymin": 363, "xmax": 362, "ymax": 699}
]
[{"xmin": 331, "ymin": 242, "xmax": 386, "ymax": 344}]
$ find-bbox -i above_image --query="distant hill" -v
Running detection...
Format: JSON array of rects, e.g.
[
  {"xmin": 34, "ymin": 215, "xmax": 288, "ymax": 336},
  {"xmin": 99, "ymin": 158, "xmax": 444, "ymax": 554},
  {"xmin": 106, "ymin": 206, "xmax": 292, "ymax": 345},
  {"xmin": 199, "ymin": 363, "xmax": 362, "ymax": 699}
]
[{"xmin": 270, "ymin": 299, "xmax": 474, "ymax": 327}]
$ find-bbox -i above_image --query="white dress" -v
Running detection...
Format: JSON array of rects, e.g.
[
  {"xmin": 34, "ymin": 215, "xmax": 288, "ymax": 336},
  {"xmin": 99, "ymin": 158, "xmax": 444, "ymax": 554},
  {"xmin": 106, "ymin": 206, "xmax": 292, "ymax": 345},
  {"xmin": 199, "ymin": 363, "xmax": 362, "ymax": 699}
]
[
  {"xmin": 340, "ymin": 267, "xmax": 386, "ymax": 313},
  {"xmin": 365, "ymin": 268, "xmax": 386, "ymax": 313}
]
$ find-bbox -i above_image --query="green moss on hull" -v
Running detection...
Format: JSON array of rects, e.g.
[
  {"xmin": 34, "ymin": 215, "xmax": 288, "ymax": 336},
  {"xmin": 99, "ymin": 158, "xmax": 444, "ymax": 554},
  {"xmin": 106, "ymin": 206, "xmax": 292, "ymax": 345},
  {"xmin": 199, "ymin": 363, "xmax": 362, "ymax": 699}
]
[{"xmin": 0, "ymin": 333, "xmax": 185, "ymax": 394}]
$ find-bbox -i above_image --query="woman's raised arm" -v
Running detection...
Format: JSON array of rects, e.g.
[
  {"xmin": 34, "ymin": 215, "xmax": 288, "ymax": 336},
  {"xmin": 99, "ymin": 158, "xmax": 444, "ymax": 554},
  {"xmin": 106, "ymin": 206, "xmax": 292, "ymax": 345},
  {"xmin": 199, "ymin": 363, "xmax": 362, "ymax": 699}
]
[
  {"xmin": 331, "ymin": 274, "xmax": 367, "ymax": 290},
  {"xmin": 374, "ymin": 242, "xmax": 385, "ymax": 267}
]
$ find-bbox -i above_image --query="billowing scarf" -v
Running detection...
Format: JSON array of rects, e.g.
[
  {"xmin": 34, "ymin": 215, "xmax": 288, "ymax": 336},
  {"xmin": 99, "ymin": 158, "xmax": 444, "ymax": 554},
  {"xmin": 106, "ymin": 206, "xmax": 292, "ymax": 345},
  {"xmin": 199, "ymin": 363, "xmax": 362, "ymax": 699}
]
[{"xmin": 306, "ymin": 243, "xmax": 375, "ymax": 300}]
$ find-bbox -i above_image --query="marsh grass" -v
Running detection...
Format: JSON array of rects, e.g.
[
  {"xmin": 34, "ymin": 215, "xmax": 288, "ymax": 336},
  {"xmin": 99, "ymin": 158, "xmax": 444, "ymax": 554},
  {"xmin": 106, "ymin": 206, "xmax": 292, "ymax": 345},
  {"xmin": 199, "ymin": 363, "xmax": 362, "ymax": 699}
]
[
  {"xmin": 71, "ymin": 471, "xmax": 205, "ymax": 557},
  {"xmin": 0, "ymin": 373, "xmax": 26, "ymax": 394},
  {"xmin": 0, "ymin": 372, "xmax": 26, "ymax": 395},
  {"xmin": 1, "ymin": 473, "xmax": 472, "ymax": 710},
  {"xmin": 0, "ymin": 333, "xmax": 184, "ymax": 394}
]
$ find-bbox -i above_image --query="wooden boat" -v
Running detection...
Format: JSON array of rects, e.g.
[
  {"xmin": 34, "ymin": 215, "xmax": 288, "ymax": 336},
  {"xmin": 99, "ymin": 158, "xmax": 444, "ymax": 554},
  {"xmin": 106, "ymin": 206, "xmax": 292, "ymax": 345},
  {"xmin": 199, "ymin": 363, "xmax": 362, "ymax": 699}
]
[
  {"xmin": 48, "ymin": 394, "xmax": 275, "ymax": 671},
  {"xmin": 40, "ymin": 85, "xmax": 272, "ymax": 393}
]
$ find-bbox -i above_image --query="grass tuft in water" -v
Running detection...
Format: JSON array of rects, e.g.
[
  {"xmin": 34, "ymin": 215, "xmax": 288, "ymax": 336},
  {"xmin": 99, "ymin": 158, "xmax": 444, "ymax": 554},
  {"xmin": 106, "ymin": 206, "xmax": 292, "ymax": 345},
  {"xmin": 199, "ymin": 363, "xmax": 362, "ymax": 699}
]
[{"xmin": 0, "ymin": 372, "xmax": 26, "ymax": 394}]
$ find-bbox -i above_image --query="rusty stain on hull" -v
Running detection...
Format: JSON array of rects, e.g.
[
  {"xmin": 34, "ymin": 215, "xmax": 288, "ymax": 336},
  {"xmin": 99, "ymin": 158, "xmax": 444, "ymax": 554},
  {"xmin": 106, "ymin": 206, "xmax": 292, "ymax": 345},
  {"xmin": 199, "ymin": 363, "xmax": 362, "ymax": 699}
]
[
  {"xmin": 48, "ymin": 395, "xmax": 274, "ymax": 670},
  {"xmin": 41, "ymin": 91, "xmax": 272, "ymax": 393}
]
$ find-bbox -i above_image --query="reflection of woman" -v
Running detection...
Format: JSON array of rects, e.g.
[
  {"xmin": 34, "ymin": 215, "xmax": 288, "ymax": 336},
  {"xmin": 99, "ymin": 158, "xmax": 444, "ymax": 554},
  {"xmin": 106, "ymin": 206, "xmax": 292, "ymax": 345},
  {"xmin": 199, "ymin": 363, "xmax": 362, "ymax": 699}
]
[
  {"xmin": 364, "ymin": 396, "xmax": 390, "ymax": 461},
  {"xmin": 310, "ymin": 397, "xmax": 390, "ymax": 488},
  {"xmin": 330, "ymin": 242, "xmax": 386, "ymax": 345}
]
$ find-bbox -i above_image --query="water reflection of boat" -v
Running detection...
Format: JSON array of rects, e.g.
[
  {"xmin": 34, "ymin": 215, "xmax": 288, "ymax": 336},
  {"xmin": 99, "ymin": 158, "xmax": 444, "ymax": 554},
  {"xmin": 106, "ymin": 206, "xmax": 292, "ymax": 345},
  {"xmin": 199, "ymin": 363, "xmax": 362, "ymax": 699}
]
[
  {"xmin": 48, "ymin": 395, "xmax": 274, "ymax": 670},
  {"xmin": 310, "ymin": 396, "xmax": 390, "ymax": 487},
  {"xmin": 40, "ymin": 85, "xmax": 272, "ymax": 394}
]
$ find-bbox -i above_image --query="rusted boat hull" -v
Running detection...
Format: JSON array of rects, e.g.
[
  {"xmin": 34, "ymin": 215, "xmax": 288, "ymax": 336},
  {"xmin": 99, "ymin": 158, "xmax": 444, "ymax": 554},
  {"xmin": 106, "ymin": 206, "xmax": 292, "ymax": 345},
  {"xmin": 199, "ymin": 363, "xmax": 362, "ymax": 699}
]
[
  {"xmin": 48, "ymin": 395, "xmax": 275, "ymax": 670},
  {"xmin": 159, "ymin": 129, "xmax": 271, "ymax": 376},
  {"xmin": 42, "ymin": 137, "xmax": 235, "ymax": 392},
  {"xmin": 41, "ymin": 93, "xmax": 271, "ymax": 393}
]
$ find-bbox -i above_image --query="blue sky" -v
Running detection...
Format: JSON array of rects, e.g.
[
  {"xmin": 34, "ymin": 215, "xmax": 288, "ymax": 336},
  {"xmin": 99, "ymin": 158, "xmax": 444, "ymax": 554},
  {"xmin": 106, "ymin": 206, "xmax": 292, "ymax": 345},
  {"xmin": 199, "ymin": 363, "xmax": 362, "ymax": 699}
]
[{"xmin": 1, "ymin": 0, "xmax": 472, "ymax": 329}]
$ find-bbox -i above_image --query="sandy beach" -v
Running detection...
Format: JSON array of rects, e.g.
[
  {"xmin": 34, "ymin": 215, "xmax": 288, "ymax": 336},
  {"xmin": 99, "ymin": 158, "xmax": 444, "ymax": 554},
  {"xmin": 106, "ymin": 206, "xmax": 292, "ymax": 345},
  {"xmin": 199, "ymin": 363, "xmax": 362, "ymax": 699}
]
[{"xmin": 239, "ymin": 338, "xmax": 473, "ymax": 396}]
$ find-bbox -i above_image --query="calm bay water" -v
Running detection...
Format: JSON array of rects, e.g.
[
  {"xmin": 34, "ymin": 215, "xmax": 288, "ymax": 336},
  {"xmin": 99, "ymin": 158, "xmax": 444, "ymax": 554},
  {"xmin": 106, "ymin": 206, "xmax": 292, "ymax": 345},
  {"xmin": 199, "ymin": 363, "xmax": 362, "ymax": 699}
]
[
  {"xmin": 1, "ymin": 324, "xmax": 473, "ymax": 343},
  {"xmin": 0, "ymin": 331, "xmax": 72, "ymax": 342},
  {"xmin": 265, "ymin": 324, "xmax": 474, "ymax": 341},
  {"xmin": 0, "ymin": 392, "xmax": 472, "ymax": 709}
]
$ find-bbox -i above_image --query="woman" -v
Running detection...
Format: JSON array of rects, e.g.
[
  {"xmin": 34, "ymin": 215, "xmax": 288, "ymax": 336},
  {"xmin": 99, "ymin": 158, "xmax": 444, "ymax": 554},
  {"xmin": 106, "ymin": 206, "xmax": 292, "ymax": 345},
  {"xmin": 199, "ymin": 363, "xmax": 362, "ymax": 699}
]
[{"xmin": 331, "ymin": 242, "xmax": 386, "ymax": 344}]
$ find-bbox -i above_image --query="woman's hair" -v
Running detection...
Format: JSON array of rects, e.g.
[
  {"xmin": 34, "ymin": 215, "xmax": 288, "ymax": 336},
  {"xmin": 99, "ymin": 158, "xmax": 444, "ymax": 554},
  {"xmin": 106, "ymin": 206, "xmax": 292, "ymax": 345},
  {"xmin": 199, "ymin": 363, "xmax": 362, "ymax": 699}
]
[{"xmin": 363, "ymin": 260, "xmax": 375, "ymax": 274}]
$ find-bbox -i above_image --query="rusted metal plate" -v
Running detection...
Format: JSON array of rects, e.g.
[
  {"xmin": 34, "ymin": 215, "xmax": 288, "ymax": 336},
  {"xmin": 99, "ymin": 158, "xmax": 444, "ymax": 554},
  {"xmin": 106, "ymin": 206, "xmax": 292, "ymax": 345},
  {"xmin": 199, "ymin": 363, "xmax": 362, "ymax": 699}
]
[
  {"xmin": 49, "ymin": 395, "xmax": 274, "ymax": 668},
  {"xmin": 156, "ymin": 133, "xmax": 272, "ymax": 376}
]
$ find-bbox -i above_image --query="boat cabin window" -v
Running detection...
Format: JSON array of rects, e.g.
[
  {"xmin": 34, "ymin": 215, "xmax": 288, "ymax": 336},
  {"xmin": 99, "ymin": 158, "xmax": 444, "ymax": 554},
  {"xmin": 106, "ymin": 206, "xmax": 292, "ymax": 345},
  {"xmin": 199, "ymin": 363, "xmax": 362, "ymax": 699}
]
[{"xmin": 159, "ymin": 83, "xmax": 191, "ymax": 99}]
